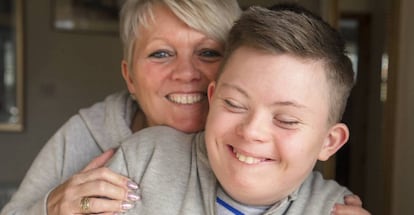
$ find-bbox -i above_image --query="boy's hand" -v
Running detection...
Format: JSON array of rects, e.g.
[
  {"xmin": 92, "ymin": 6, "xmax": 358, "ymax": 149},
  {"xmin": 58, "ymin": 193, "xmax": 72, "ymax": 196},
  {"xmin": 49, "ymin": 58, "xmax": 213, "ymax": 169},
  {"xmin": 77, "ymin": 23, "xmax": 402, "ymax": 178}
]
[{"xmin": 332, "ymin": 195, "xmax": 371, "ymax": 215}]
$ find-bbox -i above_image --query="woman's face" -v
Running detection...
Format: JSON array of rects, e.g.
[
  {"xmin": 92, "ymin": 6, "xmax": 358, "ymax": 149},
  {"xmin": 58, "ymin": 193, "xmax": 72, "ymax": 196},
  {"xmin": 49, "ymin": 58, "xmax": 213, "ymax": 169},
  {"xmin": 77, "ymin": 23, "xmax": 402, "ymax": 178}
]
[{"xmin": 122, "ymin": 4, "xmax": 224, "ymax": 133}]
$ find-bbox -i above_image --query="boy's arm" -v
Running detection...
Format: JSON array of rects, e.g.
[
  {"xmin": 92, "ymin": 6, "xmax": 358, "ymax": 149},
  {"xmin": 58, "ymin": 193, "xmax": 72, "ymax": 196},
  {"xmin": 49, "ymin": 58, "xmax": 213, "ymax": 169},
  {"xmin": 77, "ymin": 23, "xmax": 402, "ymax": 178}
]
[{"xmin": 105, "ymin": 146, "xmax": 129, "ymax": 177}]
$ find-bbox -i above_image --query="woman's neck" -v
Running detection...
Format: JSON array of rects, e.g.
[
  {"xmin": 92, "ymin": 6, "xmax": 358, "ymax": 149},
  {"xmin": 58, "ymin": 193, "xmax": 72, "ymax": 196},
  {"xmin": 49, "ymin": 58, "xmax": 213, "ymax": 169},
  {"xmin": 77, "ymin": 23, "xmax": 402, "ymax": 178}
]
[{"xmin": 131, "ymin": 109, "xmax": 148, "ymax": 132}]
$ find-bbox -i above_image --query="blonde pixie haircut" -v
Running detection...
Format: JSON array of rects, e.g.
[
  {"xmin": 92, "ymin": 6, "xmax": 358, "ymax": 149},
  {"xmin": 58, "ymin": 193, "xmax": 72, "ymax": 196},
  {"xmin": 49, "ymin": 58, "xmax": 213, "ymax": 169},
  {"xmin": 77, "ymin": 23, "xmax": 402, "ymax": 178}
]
[{"xmin": 120, "ymin": 0, "xmax": 242, "ymax": 71}]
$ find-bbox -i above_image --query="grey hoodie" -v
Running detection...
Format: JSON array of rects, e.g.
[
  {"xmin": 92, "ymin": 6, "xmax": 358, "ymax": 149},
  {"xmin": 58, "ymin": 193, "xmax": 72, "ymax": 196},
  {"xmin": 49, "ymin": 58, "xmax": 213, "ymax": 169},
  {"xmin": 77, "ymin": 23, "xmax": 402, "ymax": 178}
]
[
  {"xmin": 0, "ymin": 91, "xmax": 136, "ymax": 215},
  {"xmin": 1, "ymin": 91, "xmax": 351, "ymax": 215},
  {"xmin": 107, "ymin": 125, "xmax": 352, "ymax": 215}
]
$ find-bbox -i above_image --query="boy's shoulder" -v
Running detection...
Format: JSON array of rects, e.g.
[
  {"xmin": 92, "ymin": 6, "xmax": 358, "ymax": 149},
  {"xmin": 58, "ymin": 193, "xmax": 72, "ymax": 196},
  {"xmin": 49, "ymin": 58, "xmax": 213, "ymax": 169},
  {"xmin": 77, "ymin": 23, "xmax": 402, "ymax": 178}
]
[
  {"xmin": 109, "ymin": 126, "xmax": 216, "ymax": 214},
  {"xmin": 118, "ymin": 126, "xmax": 206, "ymax": 170},
  {"xmin": 304, "ymin": 171, "xmax": 351, "ymax": 198},
  {"xmin": 281, "ymin": 171, "xmax": 352, "ymax": 214},
  {"xmin": 120, "ymin": 126, "xmax": 197, "ymax": 153}
]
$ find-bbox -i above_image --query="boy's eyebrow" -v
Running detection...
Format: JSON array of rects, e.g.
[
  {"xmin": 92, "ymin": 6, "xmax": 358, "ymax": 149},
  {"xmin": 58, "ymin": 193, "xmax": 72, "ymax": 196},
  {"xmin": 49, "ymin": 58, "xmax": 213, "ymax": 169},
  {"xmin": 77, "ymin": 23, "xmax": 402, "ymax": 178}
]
[
  {"xmin": 221, "ymin": 83, "xmax": 249, "ymax": 98},
  {"xmin": 272, "ymin": 101, "xmax": 307, "ymax": 109},
  {"xmin": 220, "ymin": 82, "xmax": 307, "ymax": 109}
]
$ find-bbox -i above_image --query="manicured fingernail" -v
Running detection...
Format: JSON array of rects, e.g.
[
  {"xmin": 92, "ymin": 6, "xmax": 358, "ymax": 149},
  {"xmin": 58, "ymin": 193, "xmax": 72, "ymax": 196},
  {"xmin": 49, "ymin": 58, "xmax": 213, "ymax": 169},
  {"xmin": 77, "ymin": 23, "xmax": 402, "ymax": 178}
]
[
  {"xmin": 121, "ymin": 201, "xmax": 134, "ymax": 210},
  {"xmin": 127, "ymin": 180, "xmax": 139, "ymax": 190},
  {"xmin": 331, "ymin": 205, "xmax": 336, "ymax": 214},
  {"xmin": 127, "ymin": 191, "xmax": 140, "ymax": 201}
]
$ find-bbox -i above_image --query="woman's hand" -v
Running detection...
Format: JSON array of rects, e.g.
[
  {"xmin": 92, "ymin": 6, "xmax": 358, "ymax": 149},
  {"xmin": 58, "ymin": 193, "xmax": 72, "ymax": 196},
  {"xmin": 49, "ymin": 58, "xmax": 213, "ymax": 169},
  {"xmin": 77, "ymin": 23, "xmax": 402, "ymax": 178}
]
[
  {"xmin": 332, "ymin": 195, "xmax": 371, "ymax": 215},
  {"xmin": 47, "ymin": 149, "xmax": 140, "ymax": 214}
]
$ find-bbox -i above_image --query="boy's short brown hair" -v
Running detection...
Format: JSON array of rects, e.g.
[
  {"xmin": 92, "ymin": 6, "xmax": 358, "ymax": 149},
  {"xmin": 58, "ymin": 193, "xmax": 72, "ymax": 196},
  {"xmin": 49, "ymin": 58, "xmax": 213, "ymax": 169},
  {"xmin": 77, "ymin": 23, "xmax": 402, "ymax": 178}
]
[{"xmin": 219, "ymin": 5, "xmax": 354, "ymax": 124}]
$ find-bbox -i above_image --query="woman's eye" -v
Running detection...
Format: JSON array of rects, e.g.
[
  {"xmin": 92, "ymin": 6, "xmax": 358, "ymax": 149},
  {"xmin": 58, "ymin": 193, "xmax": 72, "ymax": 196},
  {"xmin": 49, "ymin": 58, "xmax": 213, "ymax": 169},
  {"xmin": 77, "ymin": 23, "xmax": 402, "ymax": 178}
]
[
  {"xmin": 198, "ymin": 49, "xmax": 222, "ymax": 62},
  {"xmin": 149, "ymin": 50, "xmax": 173, "ymax": 59}
]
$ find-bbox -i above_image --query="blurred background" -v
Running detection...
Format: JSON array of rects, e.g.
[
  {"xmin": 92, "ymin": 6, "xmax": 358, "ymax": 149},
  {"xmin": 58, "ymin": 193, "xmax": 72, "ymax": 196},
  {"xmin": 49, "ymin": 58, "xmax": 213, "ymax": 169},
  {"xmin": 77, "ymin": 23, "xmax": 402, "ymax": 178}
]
[{"xmin": 0, "ymin": 0, "xmax": 412, "ymax": 214}]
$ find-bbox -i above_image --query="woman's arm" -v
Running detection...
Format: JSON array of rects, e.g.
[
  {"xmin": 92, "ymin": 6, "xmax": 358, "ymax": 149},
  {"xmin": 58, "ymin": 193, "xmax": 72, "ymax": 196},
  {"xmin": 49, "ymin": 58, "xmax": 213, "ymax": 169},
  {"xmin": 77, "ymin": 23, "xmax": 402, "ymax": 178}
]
[
  {"xmin": 0, "ymin": 116, "xmax": 138, "ymax": 215},
  {"xmin": 1, "ymin": 129, "xmax": 70, "ymax": 215}
]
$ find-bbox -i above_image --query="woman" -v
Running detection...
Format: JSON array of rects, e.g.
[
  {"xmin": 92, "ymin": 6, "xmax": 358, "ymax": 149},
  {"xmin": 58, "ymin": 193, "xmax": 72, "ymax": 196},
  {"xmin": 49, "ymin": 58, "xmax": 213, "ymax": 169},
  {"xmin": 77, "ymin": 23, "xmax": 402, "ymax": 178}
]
[
  {"xmin": 0, "ymin": 0, "xmax": 368, "ymax": 214},
  {"xmin": 2, "ymin": 0, "xmax": 240, "ymax": 214}
]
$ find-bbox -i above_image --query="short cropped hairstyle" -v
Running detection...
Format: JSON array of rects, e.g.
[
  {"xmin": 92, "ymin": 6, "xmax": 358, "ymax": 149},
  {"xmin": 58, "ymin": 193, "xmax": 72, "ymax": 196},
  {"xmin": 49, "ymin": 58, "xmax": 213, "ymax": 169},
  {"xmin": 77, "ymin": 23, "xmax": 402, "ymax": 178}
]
[
  {"xmin": 120, "ymin": 0, "xmax": 242, "ymax": 71},
  {"xmin": 219, "ymin": 5, "xmax": 355, "ymax": 124}
]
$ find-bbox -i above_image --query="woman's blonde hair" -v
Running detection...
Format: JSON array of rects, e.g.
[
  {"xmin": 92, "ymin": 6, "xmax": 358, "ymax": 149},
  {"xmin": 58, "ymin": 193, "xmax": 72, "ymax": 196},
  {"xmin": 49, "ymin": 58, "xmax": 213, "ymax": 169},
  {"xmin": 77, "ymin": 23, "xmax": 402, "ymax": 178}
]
[{"xmin": 120, "ymin": 0, "xmax": 242, "ymax": 71}]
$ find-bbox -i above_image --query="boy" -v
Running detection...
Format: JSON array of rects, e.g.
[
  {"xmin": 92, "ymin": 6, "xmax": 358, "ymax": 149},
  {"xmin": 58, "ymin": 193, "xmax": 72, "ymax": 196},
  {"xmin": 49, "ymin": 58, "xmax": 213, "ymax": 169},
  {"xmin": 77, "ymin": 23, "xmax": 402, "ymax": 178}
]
[{"xmin": 107, "ymin": 5, "xmax": 355, "ymax": 214}]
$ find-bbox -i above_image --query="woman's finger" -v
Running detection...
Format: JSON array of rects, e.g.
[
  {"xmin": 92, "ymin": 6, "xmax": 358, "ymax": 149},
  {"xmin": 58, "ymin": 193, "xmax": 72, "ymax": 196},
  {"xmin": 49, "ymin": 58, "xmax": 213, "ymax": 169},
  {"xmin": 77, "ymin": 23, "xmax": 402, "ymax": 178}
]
[
  {"xmin": 77, "ymin": 196, "xmax": 136, "ymax": 214},
  {"xmin": 74, "ymin": 167, "xmax": 138, "ymax": 191},
  {"xmin": 332, "ymin": 204, "xmax": 371, "ymax": 215},
  {"xmin": 344, "ymin": 194, "xmax": 362, "ymax": 206},
  {"xmin": 82, "ymin": 148, "xmax": 116, "ymax": 172},
  {"xmin": 76, "ymin": 179, "xmax": 139, "ymax": 202}
]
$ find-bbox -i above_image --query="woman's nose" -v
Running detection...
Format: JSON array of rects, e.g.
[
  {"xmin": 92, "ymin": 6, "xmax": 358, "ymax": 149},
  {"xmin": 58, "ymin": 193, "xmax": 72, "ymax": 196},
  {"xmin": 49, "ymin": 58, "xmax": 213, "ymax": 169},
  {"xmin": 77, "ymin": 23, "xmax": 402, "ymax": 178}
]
[{"xmin": 171, "ymin": 55, "xmax": 201, "ymax": 82}]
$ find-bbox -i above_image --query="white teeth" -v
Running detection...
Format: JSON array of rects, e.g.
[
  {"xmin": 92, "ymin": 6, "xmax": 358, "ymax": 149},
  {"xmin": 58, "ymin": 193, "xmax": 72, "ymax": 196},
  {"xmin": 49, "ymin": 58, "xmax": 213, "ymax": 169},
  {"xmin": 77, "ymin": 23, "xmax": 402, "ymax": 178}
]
[
  {"xmin": 168, "ymin": 94, "xmax": 203, "ymax": 104},
  {"xmin": 233, "ymin": 149, "xmax": 263, "ymax": 164}
]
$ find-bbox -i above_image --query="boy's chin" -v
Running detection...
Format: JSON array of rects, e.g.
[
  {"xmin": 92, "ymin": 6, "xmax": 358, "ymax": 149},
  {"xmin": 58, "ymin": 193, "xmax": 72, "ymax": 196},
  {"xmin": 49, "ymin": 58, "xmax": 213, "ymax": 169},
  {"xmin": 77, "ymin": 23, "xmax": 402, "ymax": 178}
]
[
  {"xmin": 223, "ymin": 186, "xmax": 284, "ymax": 206},
  {"xmin": 219, "ymin": 174, "xmax": 302, "ymax": 206}
]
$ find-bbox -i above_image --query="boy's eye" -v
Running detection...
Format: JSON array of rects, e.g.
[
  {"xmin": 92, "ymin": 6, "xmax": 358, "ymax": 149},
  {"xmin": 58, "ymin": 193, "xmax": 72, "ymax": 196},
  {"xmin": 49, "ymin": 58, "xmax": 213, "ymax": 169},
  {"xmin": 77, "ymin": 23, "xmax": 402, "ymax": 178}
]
[
  {"xmin": 224, "ymin": 99, "xmax": 246, "ymax": 112},
  {"xmin": 149, "ymin": 50, "xmax": 173, "ymax": 59},
  {"xmin": 274, "ymin": 117, "xmax": 300, "ymax": 129}
]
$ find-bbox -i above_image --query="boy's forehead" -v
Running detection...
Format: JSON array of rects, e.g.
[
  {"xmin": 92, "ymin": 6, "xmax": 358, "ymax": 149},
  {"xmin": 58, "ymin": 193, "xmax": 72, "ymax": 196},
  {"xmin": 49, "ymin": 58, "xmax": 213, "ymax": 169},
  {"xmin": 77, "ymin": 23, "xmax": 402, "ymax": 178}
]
[
  {"xmin": 218, "ymin": 47, "xmax": 331, "ymax": 109},
  {"xmin": 222, "ymin": 46, "xmax": 327, "ymax": 77}
]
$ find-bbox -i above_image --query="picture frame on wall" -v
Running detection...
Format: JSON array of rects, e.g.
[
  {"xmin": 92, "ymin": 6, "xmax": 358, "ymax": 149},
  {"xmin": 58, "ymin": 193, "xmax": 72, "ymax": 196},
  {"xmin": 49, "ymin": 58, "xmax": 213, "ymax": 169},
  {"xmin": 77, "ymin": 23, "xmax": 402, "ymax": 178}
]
[
  {"xmin": 52, "ymin": 0, "xmax": 122, "ymax": 33},
  {"xmin": 0, "ymin": 0, "xmax": 24, "ymax": 132}
]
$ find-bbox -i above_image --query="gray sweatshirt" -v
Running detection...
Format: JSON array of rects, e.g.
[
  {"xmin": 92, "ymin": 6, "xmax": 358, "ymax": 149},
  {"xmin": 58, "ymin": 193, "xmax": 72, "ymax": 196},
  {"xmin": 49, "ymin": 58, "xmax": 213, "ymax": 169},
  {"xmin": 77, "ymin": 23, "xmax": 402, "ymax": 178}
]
[
  {"xmin": 107, "ymin": 126, "xmax": 352, "ymax": 215},
  {"xmin": 2, "ymin": 90, "xmax": 351, "ymax": 215},
  {"xmin": 0, "ymin": 91, "xmax": 136, "ymax": 215}
]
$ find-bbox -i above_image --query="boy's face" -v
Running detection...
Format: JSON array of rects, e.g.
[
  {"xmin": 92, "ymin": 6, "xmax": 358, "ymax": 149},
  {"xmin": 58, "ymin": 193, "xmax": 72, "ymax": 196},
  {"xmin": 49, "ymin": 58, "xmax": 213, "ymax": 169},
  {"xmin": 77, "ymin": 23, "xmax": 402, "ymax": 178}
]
[{"xmin": 205, "ymin": 46, "xmax": 348, "ymax": 205}]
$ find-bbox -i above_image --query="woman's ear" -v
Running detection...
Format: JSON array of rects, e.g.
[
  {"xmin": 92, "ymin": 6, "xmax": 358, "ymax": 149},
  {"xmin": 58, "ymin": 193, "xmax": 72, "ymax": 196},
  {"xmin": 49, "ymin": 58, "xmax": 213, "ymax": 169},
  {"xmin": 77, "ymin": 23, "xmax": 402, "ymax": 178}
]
[
  {"xmin": 318, "ymin": 123, "xmax": 350, "ymax": 161},
  {"xmin": 207, "ymin": 81, "xmax": 216, "ymax": 104},
  {"xmin": 121, "ymin": 60, "xmax": 136, "ymax": 94}
]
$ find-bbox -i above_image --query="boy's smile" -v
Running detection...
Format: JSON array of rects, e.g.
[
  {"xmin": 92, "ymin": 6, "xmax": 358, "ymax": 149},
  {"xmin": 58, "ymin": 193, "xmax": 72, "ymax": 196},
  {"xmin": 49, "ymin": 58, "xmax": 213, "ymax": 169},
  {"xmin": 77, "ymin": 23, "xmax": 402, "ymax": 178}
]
[
  {"xmin": 231, "ymin": 146, "xmax": 273, "ymax": 164},
  {"xmin": 204, "ymin": 46, "xmax": 346, "ymax": 206}
]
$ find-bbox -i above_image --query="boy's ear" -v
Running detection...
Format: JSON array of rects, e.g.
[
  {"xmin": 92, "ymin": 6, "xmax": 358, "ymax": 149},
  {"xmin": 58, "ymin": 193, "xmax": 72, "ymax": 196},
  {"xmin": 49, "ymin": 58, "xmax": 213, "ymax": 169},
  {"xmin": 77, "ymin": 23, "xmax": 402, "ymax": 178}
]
[
  {"xmin": 121, "ymin": 60, "xmax": 136, "ymax": 94},
  {"xmin": 318, "ymin": 123, "xmax": 349, "ymax": 161},
  {"xmin": 207, "ymin": 81, "xmax": 217, "ymax": 104}
]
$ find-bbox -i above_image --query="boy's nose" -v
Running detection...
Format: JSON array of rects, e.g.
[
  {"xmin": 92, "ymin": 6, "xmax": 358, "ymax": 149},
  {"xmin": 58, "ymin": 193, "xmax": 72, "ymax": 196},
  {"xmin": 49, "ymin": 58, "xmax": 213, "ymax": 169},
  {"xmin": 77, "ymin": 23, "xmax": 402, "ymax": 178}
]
[{"xmin": 236, "ymin": 112, "xmax": 272, "ymax": 143}]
